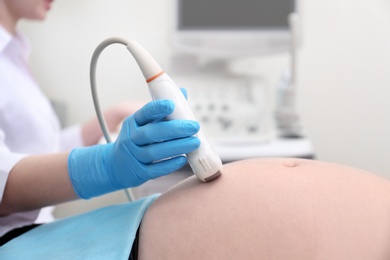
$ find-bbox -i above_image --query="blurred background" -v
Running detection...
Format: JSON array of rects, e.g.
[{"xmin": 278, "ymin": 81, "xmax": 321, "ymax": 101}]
[{"xmin": 18, "ymin": 0, "xmax": 390, "ymax": 217}]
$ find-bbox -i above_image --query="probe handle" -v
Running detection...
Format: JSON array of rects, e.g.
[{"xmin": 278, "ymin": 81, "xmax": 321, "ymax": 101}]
[{"xmin": 148, "ymin": 73, "xmax": 222, "ymax": 182}]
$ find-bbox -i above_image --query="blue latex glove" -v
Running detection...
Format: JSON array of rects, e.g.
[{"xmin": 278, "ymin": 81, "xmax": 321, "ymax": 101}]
[{"xmin": 68, "ymin": 99, "xmax": 200, "ymax": 199}]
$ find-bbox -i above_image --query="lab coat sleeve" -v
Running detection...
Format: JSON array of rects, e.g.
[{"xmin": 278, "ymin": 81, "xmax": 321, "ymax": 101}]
[{"xmin": 59, "ymin": 124, "xmax": 84, "ymax": 151}]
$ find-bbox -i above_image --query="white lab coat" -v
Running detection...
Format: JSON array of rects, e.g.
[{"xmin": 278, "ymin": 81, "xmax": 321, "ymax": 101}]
[{"xmin": 0, "ymin": 26, "xmax": 83, "ymax": 236}]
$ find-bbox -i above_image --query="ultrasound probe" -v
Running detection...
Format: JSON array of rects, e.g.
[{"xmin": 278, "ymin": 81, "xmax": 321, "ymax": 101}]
[{"xmin": 90, "ymin": 37, "xmax": 222, "ymax": 202}]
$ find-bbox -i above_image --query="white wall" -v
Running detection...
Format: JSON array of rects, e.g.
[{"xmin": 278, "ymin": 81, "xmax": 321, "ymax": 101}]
[
  {"xmin": 299, "ymin": 0, "xmax": 390, "ymax": 178},
  {"xmin": 20, "ymin": 0, "xmax": 390, "ymax": 181}
]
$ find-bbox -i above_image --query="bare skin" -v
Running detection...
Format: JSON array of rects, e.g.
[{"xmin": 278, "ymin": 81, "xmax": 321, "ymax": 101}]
[
  {"xmin": 139, "ymin": 158, "xmax": 390, "ymax": 260},
  {"xmin": 0, "ymin": 153, "xmax": 77, "ymax": 215}
]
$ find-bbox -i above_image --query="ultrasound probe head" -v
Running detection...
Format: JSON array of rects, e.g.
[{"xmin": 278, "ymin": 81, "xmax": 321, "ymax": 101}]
[{"xmin": 126, "ymin": 41, "xmax": 222, "ymax": 182}]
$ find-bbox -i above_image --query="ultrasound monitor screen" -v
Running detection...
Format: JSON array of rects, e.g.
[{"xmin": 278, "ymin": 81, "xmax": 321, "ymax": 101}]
[{"xmin": 178, "ymin": 0, "xmax": 295, "ymax": 30}]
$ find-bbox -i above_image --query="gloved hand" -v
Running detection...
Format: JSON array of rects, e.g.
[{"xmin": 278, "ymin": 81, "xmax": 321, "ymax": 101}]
[{"xmin": 68, "ymin": 99, "xmax": 200, "ymax": 199}]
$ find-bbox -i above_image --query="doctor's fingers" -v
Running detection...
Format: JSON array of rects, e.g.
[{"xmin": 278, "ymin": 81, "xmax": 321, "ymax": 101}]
[
  {"xmin": 131, "ymin": 88, "xmax": 187, "ymax": 127},
  {"xmin": 133, "ymin": 99, "xmax": 175, "ymax": 126},
  {"xmin": 139, "ymin": 156, "xmax": 189, "ymax": 180},
  {"xmin": 129, "ymin": 119, "xmax": 200, "ymax": 146},
  {"xmin": 130, "ymin": 136, "xmax": 200, "ymax": 164}
]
